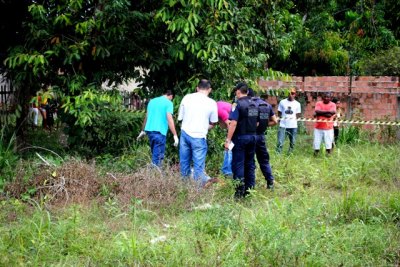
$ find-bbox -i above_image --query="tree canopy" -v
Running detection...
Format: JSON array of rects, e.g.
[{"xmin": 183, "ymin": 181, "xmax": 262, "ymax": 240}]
[
  {"xmin": 269, "ymin": 0, "xmax": 399, "ymax": 75},
  {"xmin": 1, "ymin": 0, "xmax": 398, "ymax": 130}
]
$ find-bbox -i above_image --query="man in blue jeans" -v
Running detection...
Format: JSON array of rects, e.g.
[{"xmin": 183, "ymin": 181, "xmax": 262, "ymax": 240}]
[
  {"xmin": 178, "ymin": 79, "xmax": 218, "ymax": 186},
  {"xmin": 276, "ymin": 87, "xmax": 301, "ymax": 154},
  {"xmin": 248, "ymin": 89, "xmax": 278, "ymax": 189},
  {"xmin": 225, "ymin": 82, "xmax": 259, "ymax": 198},
  {"xmin": 137, "ymin": 89, "xmax": 179, "ymax": 167}
]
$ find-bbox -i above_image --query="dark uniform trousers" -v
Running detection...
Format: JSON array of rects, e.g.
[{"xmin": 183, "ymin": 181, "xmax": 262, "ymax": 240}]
[
  {"xmin": 232, "ymin": 134, "xmax": 257, "ymax": 197},
  {"xmin": 255, "ymin": 134, "xmax": 274, "ymax": 186}
]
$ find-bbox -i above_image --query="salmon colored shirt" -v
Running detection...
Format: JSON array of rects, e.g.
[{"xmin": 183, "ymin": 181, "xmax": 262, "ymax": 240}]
[{"xmin": 314, "ymin": 101, "xmax": 336, "ymax": 130}]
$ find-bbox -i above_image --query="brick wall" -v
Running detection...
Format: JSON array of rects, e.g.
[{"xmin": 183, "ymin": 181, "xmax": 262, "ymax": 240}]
[{"xmin": 258, "ymin": 76, "xmax": 400, "ymax": 131}]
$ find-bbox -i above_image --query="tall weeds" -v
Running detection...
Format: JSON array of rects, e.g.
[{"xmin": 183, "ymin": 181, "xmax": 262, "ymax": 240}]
[
  {"xmin": 0, "ymin": 130, "xmax": 399, "ymax": 266},
  {"xmin": 0, "ymin": 126, "xmax": 18, "ymax": 186}
]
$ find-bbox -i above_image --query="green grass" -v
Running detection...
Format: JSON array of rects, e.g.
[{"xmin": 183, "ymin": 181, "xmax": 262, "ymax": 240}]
[{"xmin": 1, "ymin": 129, "xmax": 399, "ymax": 266}]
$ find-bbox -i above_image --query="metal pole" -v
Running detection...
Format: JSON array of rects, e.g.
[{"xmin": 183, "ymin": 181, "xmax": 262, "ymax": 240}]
[{"xmin": 347, "ymin": 55, "xmax": 352, "ymax": 120}]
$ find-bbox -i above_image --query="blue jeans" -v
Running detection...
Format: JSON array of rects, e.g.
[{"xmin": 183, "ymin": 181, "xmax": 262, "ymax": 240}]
[
  {"xmin": 221, "ymin": 150, "xmax": 233, "ymax": 176},
  {"xmin": 276, "ymin": 127, "xmax": 297, "ymax": 154},
  {"xmin": 255, "ymin": 134, "xmax": 274, "ymax": 185},
  {"xmin": 232, "ymin": 135, "xmax": 257, "ymax": 197},
  {"xmin": 179, "ymin": 130, "xmax": 208, "ymax": 185},
  {"xmin": 146, "ymin": 131, "xmax": 166, "ymax": 167}
]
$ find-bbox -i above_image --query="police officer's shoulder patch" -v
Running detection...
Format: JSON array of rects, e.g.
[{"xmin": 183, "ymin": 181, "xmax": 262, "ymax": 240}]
[{"xmin": 231, "ymin": 103, "xmax": 237, "ymax": 112}]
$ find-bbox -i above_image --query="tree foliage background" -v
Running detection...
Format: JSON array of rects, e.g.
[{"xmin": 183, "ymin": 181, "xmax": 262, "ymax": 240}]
[{"xmin": 0, "ymin": 0, "xmax": 399, "ymax": 152}]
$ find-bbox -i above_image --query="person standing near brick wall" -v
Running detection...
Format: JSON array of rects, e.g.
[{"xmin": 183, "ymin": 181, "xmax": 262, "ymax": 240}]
[
  {"xmin": 331, "ymin": 97, "xmax": 342, "ymax": 147},
  {"xmin": 276, "ymin": 87, "xmax": 301, "ymax": 154},
  {"xmin": 313, "ymin": 92, "xmax": 336, "ymax": 156}
]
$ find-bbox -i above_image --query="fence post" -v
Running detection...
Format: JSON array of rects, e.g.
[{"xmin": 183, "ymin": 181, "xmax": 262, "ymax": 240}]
[{"xmin": 346, "ymin": 73, "xmax": 353, "ymax": 120}]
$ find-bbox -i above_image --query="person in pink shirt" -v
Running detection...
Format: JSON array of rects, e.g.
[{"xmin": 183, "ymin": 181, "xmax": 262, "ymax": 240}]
[
  {"xmin": 217, "ymin": 101, "xmax": 232, "ymax": 129},
  {"xmin": 313, "ymin": 92, "xmax": 336, "ymax": 156},
  {"xmin": 217, "ymin": 101, "xmax": 233, "ymax": 176}
]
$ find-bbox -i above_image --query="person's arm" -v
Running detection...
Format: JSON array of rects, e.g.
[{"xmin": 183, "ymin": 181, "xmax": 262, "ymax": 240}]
[
  {"xmin": 316, "ymin": 107, "xmax": 336, "ymax": 117},
  {"xmin": 224, "ymin": 120, "xmax": 237, "ymax": 150},
  {"xmin": 137, "ymin": 113, "xmax": 147, "ymax": 140},
  {"xmin": 177, "ymin": 99, "xmax": 185, "ymax": 121},
  {"xmin": 277, "ymin": 101, "xmax": 284, "ymax": 119},
  {"xmin": 314, "ymin": 101, "xmax": 333, "ymax": 117},
  {"xmin": 167, "ymin": 113, "xmax": 179, "ymax": 146},
  {"xmin": 268, "ymin": 115, "xmax": 278, "ymax": 126},
  {"xmin": 225, "ymin": 104, "xmax": 239, "ymax": 149},
  {"xmin": 315, "ymin": 109, "xmax": 334, "ymax": 117},
  {"xmin": 208, "ymin": 102, "xmax": 219, "ymax": 130},
  {"xmin": 296, "ymin": 102, "xmax": 301, "ymax": 119},
  {"xmin": 167, "ymin": 113, "xmax": 177, "ymax": 136},
  {"xmin": 224, "ymin": 119, "xmax": 230, "ymax": 128},
  {"xmin": 219, "ymin": 105, "xmax": 231, "ymax": 129},
  {"xmin": 141, "ymin": 114, "xmax": 147, "ymax": 131}
]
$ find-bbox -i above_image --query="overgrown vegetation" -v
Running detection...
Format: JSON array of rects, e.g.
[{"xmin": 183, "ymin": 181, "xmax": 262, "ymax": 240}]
[
  {"xmin": 64, "ymin": 109, "xmax": 145, "ymax": 156},
  {"xmin": 0, "ymin": 127, "xmax": 18, "ymax": 188},
  {"xmin": 0, "ymin": 1, "xmax": 399, "ymax": 265},
  {"xmin": 3, "ymin": 0, "xmax": 399, "ymax": 147},
  {"xmin": 1, "ymin": 127, "xmax": 399, "ymax": 266},
  {"xmin": 361, "ymin": 46, "xmax": 400, "ymax": 76}
]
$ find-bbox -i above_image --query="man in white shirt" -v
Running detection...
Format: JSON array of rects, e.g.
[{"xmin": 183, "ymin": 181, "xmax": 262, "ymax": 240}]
[
  {"xmin": 178, "ymin": 79, "xmax": 218, "ymax": 186},
  {"xmin": 276, "ymin": 87, "xmax": 301, "ymax": 154}
]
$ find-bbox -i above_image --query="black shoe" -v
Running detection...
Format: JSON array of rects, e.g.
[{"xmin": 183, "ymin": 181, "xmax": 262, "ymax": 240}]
[{"xmin": 266, "ymin": 183, "xmax": 274, "ymax": 190}]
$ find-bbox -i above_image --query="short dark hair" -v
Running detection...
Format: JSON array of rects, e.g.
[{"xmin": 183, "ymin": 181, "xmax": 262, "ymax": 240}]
[
  {"xmin": 332, "ymin": 97, "xmax": 339, "ymax": 103},
  {"xmin": 163, "ymin": 89, "xmax": 175, "ymax": 97},
  {"xmin": 322, "ymin": 92, "xmax": 332, "ymax": 98},
  {"xmin": 247, "ymin": 88, "xmax": 255, "ymax": 97},
  {"xmin": 234, "ymin": 82, "xmax": 248, "ymax": 94},
  {"xmin": 197, "ymin": 79, "xmax": 211, "ymax": 90}
]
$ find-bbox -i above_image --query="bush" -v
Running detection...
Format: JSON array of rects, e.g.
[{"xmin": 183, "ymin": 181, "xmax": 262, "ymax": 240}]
[
  {"xmin": 360, "ymin": 46, "xmax": 400, "ymax": 76},
  {"xmin": 65, "ymin": 110, "xmax": 144, "ymax": 156}
]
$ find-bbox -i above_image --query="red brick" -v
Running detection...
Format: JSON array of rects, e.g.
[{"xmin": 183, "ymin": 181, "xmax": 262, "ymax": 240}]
[{"xmin": 259, "ymin": 76, "xmax": 399, "ymax": 127}]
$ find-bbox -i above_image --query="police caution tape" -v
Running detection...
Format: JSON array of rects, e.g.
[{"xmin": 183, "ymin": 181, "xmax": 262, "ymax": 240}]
[
  {"xmin": 104, "ymin": 108, "xmax": 144, "ymax": 113},
  {"xmin": 281, "ymin": 118, "xmax": 400, "ymax": 126},
  {"xmin": 104, "ymin": 108, "xmax": 400, "ymax": 126}
]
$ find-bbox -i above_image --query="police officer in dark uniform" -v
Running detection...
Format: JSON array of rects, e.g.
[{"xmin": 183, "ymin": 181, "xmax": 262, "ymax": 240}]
[
  {"xmin": 224, "ymin": 82, "xmax": 259, "ymax": 198},
  {"xmin": 248, "ymin": 89, "xmax": 278, "ymax": 190}
]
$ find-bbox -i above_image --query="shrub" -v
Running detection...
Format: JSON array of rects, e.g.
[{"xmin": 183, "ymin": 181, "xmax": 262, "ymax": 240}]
[
  {"xmin": 0, "ymin": 127, "xmax": 18, "ymax": 188},
  {"xmin": 360, "ymin": 46, "xmax": 400, "ymax": 76},
  {"xmin": 65, "ymin": 110, "xmax": 144, "ymax": 156}
]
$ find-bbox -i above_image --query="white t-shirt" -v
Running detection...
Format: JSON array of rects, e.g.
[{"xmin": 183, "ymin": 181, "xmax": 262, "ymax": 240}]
[
  {"xmin": 278, "ymin": 98, "xmax": 301, "ymax": 128},
  {"xmin": 178, "ymin": 92, "xmax": 218, "ymax": 138}
]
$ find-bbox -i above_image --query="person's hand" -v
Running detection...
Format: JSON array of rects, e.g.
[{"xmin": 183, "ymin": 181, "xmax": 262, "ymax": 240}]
[
  {"xmin": 136, "ymin": 131, "xmax": 146, "ymax": 141},
  {"xmin": 224, "ymin": 142, "xmax": 229, "ymax": 150},
  {"xmin": 173, "ymin": 135, "xmax": 179, "ymax": 147},
  {"xmin": 224, "ymin": 139, "xmax": 230, "ymax": 150}
]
